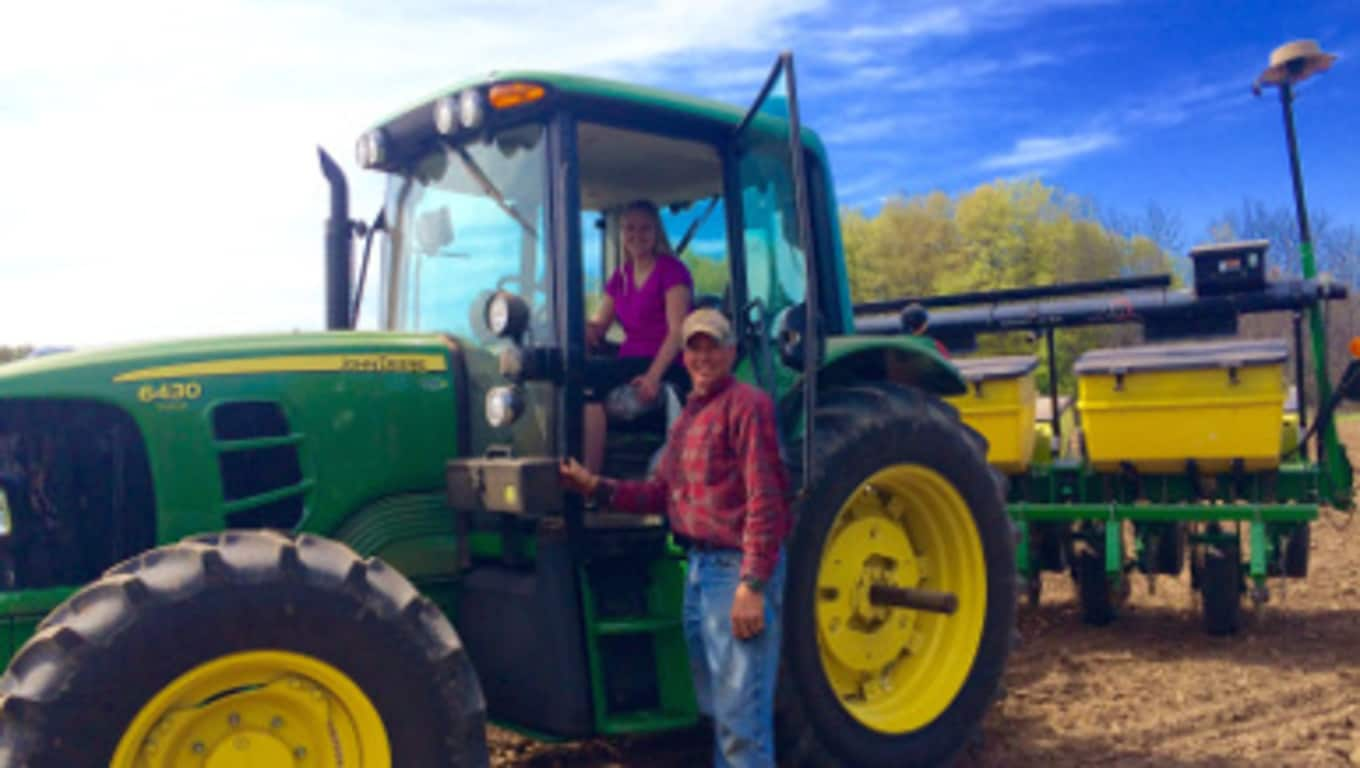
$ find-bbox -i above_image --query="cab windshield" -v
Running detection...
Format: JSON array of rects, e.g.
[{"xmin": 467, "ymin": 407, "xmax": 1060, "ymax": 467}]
[{"xmin": 380, "ymin": 123, "xmax": 552, "ymax": 349}]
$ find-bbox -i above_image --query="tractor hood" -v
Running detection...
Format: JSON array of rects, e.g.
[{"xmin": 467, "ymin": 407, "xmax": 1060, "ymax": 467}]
[
  {"xmin": 0, "ymin": 332, "xmax": 457, "ymax": 399},
  {"xmin": 0, "ymin": 331, "xmax": 474, "ymax": 547}
]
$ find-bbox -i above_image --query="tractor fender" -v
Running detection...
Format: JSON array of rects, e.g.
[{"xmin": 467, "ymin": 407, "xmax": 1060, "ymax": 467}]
[{"xmin": 819, "ymin": 335, "xmax": 966, "ymax": 397}]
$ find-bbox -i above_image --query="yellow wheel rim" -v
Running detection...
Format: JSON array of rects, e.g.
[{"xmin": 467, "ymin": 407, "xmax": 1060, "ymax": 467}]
[
  {"xmin": 111, "ymin": 650, "xmax": 391, "ymax": 768},
  {"xmin": 815, "ymin": 465, "xmax": 987, "ymax": 733}
]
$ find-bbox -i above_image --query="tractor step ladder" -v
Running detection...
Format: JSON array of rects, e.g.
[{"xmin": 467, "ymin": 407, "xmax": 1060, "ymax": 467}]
[{"xmin": 577, "ymin": 539, "xmax": 698, "ymax": 735}]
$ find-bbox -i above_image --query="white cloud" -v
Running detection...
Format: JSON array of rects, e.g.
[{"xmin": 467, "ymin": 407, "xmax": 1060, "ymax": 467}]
[
  {"xmin": 837, "ymin": 0, "xmax": 1116, "ymax": 44},
  {"xmin": 822, "ymin": 117, "xmax": 906, "ymax": 145},
  {"xmin": 836, "ymin": 170, "xmax": 899, "ymax": 205},
  {"xmin": 1119, "ymin": 79, "xmax": 1248, "ymax": 128},
  {"xmin": 891, "ymin": 51, "xmax": 1056, "ymax": 92},
  {"xmin": 979, "ymin": 132, "xmax": 1119, "ymax": 170},
  {"xmin": 844, "ymin": 7, "xmax": 969, "ymax": 41},
  {"xmin": 0, "ymin": 0, "xmax": 825, "ymax": 346}
]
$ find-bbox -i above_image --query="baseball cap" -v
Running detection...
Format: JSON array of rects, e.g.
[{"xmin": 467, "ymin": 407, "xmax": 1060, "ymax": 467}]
[{"xmin": 681, "ymin": 308, "xmax": 735, "ymax": 347}]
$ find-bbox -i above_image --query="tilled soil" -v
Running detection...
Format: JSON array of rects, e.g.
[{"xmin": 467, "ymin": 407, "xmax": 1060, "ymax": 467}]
[{"xmin": 490, "ymin": 420, "xmax": 1360, "ymax": 767}]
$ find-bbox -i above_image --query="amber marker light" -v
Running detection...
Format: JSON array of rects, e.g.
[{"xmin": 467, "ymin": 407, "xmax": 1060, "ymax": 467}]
[
  {"xmin": 1349, "ymin": 336, "xmax": 1360, "ymax": 359},
  {"xmin": 488, "ymin": 82, "xmax": 546, "ymax": 109}
]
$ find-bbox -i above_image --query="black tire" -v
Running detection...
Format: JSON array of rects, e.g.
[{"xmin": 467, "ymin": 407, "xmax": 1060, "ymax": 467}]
[
  {"xmin": 1075, "ymin": 530, "xmax": 1116, "ymax": 627},
  {"xmin": 0, "ymin": 530, "xmax": 488, "ymax": 767},
  {"xmin": 1201, "ymin": 541, "xmax": 1242, "ymax": 636},
  {"xmin": 776, "ymin": 383, "xmax": 1014, "ymax": 768},
  {"xmin": 1033, "ymin": 522, "xmax": 1069, "ymax": 572},
  {"xmin": 1284, "ymin": 523, "xmax": 1310, "ymax": 578},
  {"xmin": 1025, "ymin": 574, "xmax": 1042, "ymax": 608},
  {"xmin": 1147, "ymin": 522, "xmax": 1185, "ymax": 575}
]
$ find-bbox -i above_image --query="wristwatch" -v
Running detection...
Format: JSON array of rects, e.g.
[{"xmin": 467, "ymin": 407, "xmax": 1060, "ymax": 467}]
[
  {"xmin": 591, "ymin": 478, "xmax": 615, "ymax": 507},
  {"xmin": 741, "ymin": 575, "xmax": 765, "ymax": 593}
]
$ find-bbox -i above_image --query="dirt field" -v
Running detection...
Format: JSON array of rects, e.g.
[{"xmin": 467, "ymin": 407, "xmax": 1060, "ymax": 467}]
[{"xmin": 490, "ymin": 419, "xmax": 1360, "ymax": 767}]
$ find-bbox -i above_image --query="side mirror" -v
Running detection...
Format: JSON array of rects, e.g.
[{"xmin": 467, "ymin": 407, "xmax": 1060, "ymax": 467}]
[
  {"xmin": 484, "ymin": 291, "xmax": 531, "ymax": 343},
  {"xmin": 416, "ymin": 206, "xmax": 456, "ymax": 255},
  {"xmin": 0, "ymin": 487, "xmax": 10, "ymax": 538},
  {"xmin": 775, "ymin": 303, "xmax": 824, "ymax": 372}
]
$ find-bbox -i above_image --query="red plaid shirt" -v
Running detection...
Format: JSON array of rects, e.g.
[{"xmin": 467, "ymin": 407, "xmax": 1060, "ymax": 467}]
[{"xmin": 604, "ymin": 376, "xmax": 791, "ymax": 582}]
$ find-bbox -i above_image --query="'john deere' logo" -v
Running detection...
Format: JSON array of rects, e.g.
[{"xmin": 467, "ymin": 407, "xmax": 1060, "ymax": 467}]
[
  {"xmin": 114, "ymin": 353, "xmax": 448, "ymax": 383},
  {"xmin": 339, "ymin": 355, "xmax": 430, "ymax": 373}
]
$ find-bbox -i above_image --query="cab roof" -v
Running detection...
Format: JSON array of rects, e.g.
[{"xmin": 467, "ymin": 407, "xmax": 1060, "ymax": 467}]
[{"xmin": 367, "ymin": 69, "xmax": 829, "ymax": 161}]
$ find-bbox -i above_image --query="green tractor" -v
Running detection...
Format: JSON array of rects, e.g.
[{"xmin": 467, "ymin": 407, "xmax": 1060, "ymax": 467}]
[{"xmin": 0, "ymin": 54, "xmax": 1013, "ymax": 767}]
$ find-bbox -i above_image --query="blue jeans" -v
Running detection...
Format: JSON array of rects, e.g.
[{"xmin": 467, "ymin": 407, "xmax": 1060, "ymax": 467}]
[{"xmin": 683, "ymin": 548, "xmax": 787, "ymax": 768}]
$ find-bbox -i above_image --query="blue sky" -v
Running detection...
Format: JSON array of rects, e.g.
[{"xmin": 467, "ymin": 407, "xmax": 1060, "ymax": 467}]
[{"xmin": 2, "ymin": 0, "xmax": 1355, "ymax": 345}]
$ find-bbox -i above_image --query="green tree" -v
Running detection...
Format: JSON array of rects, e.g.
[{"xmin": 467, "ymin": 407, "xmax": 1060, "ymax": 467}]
[{"xmin": 841, "ymin": 179, "xmax": 1177, "ymax": 394}]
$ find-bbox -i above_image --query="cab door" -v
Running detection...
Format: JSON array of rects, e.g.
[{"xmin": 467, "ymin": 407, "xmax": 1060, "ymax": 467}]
[{"xmin": 732, "ymin": 53, "xmax": 818, "ymax": 466}]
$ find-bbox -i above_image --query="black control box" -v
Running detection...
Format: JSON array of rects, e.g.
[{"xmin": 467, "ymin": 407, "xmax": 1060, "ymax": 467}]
[{"xmin": 1190, "ymin": 239, "xmax": 1269, "ymax": 296}]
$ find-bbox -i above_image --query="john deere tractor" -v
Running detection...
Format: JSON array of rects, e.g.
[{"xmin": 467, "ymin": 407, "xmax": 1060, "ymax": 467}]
[{"xmin": 0, "ymin": 54, "xmax": 1013, "ymax": 767}]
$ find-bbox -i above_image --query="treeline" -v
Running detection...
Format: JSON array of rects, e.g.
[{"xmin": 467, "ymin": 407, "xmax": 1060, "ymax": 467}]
[
  {"xmin": 842, "ymin": 180, "xmax": 1359, "ymax": 401},
  {"xmin": 0, "ymin": 347, "xmax": 32, "ymax": 364},
  {"xmin": 843, "ymin": 180, "xmax": 1174, "ymax": 392}
]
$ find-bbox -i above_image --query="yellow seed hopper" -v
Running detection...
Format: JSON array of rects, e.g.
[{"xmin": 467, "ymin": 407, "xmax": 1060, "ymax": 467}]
[
  {"xmin": 1075, "ymin": 339, "xmax": 1288, "ymax": 472},
  {"xmin": 946, "ymin": 356, "xmax": 1040, "ymax": 474}
]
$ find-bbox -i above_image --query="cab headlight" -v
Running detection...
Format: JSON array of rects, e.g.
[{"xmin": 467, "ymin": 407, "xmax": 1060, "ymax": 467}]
[
  {"xmin": 485, "ymin": 385, "xmax": 524, "ymax": 428},
  {"xmin": 434, "ymin": 90, "xmax": 485, "ymax": 136},
  {"xmin": 355, "ymin": 129, "xmax": 388, "ymax": 168},
  {"xmin": 459, "ymin": 89, "xmax": 485, "ymax": 130},
  {"xmin": 434, "ymin": 95, "xmax": 459, "ymax": 135}
]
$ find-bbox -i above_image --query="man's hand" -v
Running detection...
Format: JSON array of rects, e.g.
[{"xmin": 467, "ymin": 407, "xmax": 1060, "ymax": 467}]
[
  {"xmin": 731, "ymin": 583, "xmax": 765, "ymax": 640},
  {"xmin": 559, "ymin": 458, "xmax": 599, "ymax": 496}
]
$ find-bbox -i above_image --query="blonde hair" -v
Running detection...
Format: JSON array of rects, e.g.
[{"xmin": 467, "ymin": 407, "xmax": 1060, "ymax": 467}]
[{"xmin": 621, "ymin": 199, "xmax": 674, "ymax": 257}]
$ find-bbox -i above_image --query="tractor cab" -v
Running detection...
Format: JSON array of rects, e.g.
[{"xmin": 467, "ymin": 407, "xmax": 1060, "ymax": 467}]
[{"xmin": 339, "ymin": 61, "xmax": 840, "ymax": 485}]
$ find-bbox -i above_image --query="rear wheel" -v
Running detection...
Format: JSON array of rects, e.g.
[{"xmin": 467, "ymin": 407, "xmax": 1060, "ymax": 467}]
[
  {"xmin": 0, "ymin": 531, "xmax": 488, "ymax": 767},
  {"xmin": 777, "ymin": 383, "xmax": 1014, "ymax": 767}
]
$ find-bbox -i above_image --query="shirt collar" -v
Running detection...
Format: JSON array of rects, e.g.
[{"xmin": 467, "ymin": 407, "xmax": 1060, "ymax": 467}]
[{"xmin": 687, "ymin": 374, "xmax": 735, "ymax": 407}]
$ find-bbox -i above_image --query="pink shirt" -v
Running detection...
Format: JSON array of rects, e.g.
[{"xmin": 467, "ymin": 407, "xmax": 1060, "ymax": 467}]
[{"xmin": 605, "ymin": 253, "xmax": 693, "ymax": 358}]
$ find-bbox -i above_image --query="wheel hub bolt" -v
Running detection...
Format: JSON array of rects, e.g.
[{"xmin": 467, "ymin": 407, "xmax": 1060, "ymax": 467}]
[
  {"xmin": 228, "ymin": 712, "xmax": 241, "ymax": 727},
  {"xmin": 294, "ymin": 746, "xmax": 308, "ymax": 759},
  {"xmin": 271, "ymin": 716, "xmax": 285, "ymax": 729},
  {"xmin": 192, "ymin": 741, "xmax": 206, "ymax": 754}
]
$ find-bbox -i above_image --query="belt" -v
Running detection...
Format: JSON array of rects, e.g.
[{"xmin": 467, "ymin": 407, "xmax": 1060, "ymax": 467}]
[{"xmin": 673, "ymin": 533, "xmax": 738, "ymax": 553}]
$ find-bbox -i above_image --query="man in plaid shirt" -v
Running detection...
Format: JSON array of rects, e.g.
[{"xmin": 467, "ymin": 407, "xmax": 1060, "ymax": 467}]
[{"xmin": 562, "ymin": 307, "xmax": 791, "ymax": 768}]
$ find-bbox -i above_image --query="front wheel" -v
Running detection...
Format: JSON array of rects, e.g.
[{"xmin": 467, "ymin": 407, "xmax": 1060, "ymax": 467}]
[
  {"xmin": 0, "ymin": 531, "xmax": 488, "ymax": 767},
  {"xmin": 777, "ymin": 383, "xmax": 1014, "ymax": 767}
]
